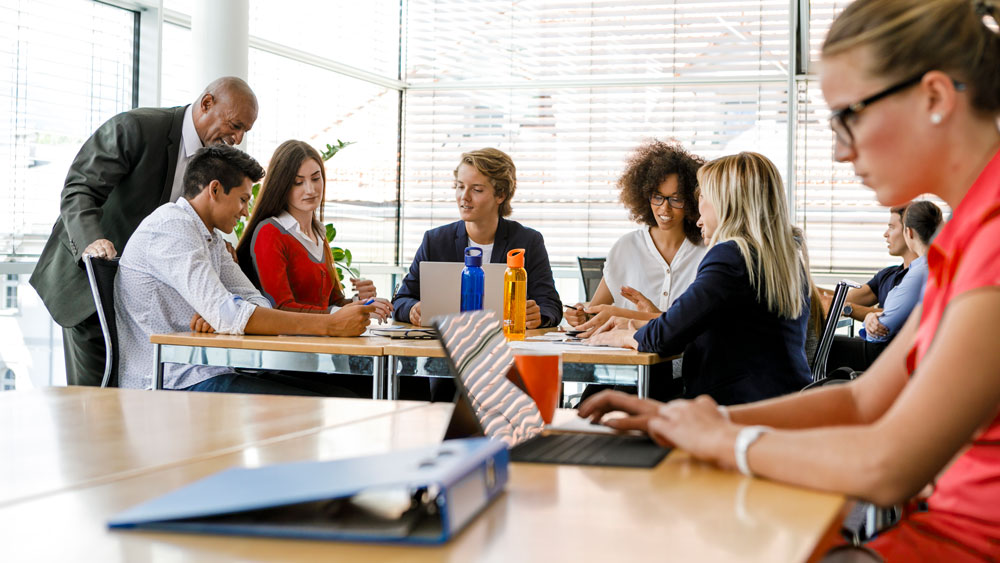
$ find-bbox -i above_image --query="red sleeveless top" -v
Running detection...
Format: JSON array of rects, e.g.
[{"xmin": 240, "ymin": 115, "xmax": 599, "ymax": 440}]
[{"xmin": 870, "ymin": 149, "xmax": 1000, "ymax": 561}]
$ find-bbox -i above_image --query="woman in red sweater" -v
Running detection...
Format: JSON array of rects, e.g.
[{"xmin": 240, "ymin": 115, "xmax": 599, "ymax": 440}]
[{"xmin": 236, "ymin": 140, "xmax": 391, "ymax": 320}]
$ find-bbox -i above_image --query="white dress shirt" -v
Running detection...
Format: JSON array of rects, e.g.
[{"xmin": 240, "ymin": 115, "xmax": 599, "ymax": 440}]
[
  {"xmin": 115, "ymin": 198, "xmax": 270, "ymax": 389},
  {"xmin": 168, "ymin": 105, "xmax": 203, "ymax": 203},
  {"xmin": 602, "ymin": 228, "xmax": 708, "ymax": 311}
]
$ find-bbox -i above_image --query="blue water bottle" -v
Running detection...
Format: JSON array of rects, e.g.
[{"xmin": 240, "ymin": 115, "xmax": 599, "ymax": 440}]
[{"xmin": 461, "ymin": 246, "xmax": 485, "ymax": 312}]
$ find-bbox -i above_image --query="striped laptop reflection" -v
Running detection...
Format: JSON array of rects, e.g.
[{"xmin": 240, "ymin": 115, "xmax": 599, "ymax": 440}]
[{"xmin": 434, "ymin": 310, "xmax": 669, "ymax": 468}]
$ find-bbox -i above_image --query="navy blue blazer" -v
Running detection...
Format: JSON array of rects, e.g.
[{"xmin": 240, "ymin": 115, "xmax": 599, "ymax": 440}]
[
  {"xmin": 635, "ymin": 241, "xmax": 811, "ymax": 405},
  {"xmin": 393, "ymin": 218, "xmax": 563, "ymax": 328}
]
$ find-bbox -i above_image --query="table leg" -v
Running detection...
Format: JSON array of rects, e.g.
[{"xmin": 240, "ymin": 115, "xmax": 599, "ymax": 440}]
[
  {"xmin": 637, "ymin": 365, "xmax": 650, "ymax": 399},
  {"xmin": 386, "ymin": 355, "xmax": 399, "ymax": 400},
  {"xmin": 372, "ymin": 355, "xmax": 385, "ymax": 400},
  {"xmin": 153, "ymin": 343, "xmax": 164, "ymax": 390}
]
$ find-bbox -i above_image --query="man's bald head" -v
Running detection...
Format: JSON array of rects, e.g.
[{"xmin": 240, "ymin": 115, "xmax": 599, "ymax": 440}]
[{"xmin": 191, "ymin": 76, "xmax": 258, "ymax": 147}]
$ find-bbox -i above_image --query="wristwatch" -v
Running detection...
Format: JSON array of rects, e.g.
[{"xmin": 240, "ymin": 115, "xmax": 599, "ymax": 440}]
[
  {"xmin": 734, "ymin": 425, "xmax": 771, "ymax": 477},
  {"xmin": 842, "ymin": 303, "xmax": 854, "ymax": 317}
]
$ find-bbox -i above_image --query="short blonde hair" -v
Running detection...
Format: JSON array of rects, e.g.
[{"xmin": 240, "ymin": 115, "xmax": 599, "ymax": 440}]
[
  {"xmin": 823, "ymin": 0, "xmax": 1000, "ymax": 116},
  {"xmin": 454, "ymin": 148, "xmax": 517, "ymax": 217},
  {"xmin": 698, "ymin": 152, "xmax": 804, "ymax": 319}
]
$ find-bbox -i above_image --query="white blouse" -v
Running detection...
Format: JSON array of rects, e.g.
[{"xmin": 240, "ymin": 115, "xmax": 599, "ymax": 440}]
[{"xmin": 602, "ymin": 228, "xmax": 708, "ymax": 312}]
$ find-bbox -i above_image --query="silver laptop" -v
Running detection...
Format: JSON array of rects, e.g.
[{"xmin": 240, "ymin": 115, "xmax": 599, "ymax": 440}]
[
  {"xmin": 418, "ymin": 261, "xmax": 506, "ymax": 328},
  {"xmin": 434, "ymin": 310, "xmax": 669, "ymax": 467}
]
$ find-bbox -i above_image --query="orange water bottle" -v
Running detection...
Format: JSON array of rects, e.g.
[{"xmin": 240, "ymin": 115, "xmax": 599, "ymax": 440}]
[{"xmin": 503, "ymin": 248, "xmax": 527, "ymax": 340}]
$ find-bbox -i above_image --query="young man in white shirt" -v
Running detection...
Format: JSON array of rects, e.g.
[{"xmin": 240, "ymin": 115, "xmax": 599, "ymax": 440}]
[{"xmin": 115, "ymin": 145, "xmax": 375, "ymax": 393}]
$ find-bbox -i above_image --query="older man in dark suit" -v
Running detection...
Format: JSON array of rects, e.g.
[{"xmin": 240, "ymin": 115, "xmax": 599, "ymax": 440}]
[{"xmin": 30, "ymin": 77, "xmax": 258, "ymax": 386}]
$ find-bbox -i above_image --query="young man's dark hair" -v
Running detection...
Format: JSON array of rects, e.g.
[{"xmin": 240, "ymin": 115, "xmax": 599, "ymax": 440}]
[{"xmin": 183, "ymin": 145, "xmax": 265, "ymax": 198}]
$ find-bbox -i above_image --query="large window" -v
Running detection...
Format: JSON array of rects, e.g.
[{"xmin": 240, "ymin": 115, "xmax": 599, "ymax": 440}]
[
  {"xmin": 0, "ymin": 0, "xmax": 136, "ymax": 259},
  {"xmin": 0, "ymin": 0, "xmax": 136, "ymax": 389},
  {"xmin": 402, "ymin": 83, "xmax": 789, "ymax": 264},
  {"xmin": 3, "ymin": 0, "xmax": 906, "ymax": 274},
  {"xmin": 246, "ymin": 49, "xmax": 401, "ymax": 266},
  {"xmin": 795, "ymin": 1, "xmax": 943, "ymax": 272},
  {"xmin": 401, "ymin": 1, "xmax": 794, "ymax": 268},
  {"xmin": 160, "ymin": 5, "xmax": 403, "ymax": 269}
]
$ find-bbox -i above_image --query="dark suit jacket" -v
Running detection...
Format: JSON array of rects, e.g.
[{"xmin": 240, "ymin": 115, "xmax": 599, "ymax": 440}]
[
  {"xmin": 393, "ymin": 218, "xmax": 563, "ymax": 328},
  {"xmin": 635, "ymin": 240, "xmax": 811, "ymax": 405},
  {"xmin": 30, "ymin": 106, "xmax": 187, "ymax": 327}
]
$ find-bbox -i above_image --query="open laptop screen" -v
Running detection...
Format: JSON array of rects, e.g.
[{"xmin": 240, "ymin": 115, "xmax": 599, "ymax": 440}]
[{"xmin": 435, "ymin": 311, "xmax": 544, "ymax": 446}]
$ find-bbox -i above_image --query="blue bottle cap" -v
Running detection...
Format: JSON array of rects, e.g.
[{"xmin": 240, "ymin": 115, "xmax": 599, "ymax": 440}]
[{"xmin": 465, "ymin": 246, "xmax": 483, "ymax": 267}]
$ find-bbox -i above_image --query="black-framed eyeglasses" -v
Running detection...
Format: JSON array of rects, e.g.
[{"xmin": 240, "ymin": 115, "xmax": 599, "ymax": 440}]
[
  {"xmin": 829, "ymin": 72, "xmax": 966, "ymax": 148},
  {"xmin": 649, "ymin": 193, "xmax": 684, "ymax": 209}
]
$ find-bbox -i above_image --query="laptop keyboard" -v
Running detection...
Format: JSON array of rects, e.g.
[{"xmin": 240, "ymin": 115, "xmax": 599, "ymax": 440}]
[{"xmin": 510, "ymin": 433, "xmax": 669, "ymax": 468}]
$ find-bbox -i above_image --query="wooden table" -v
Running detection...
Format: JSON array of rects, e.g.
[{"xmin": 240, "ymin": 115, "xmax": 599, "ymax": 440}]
[
  {"xmin": 0, "ymin": 386, "xmax": 423, "ymax": 508},
  {"xmin": 151, "ymin": 330, "xmax": 671, "ymax": 399},
  {"xmin": 383, "ymin": 337, "xmax": 670, "ymax": 399},
  {"xmin": 0, "ymin": 388, "xmax": 847, "ymax": 562},
  {"xmin": 150, "ymin": 332, "xmax": 393, "ymax": 398}
]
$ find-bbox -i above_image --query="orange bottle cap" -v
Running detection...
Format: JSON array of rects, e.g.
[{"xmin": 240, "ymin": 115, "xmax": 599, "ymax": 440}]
[{"xmin": 506, "ymin": 248, "xmax": 525, "ymax": 268}]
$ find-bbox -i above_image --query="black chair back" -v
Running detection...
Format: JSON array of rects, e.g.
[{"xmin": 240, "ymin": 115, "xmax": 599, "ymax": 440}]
[
  {"xmin": 83, "ymin": 255, "xmax": 120, "ymax": 388},
  {"xmin": 577, "ymin": 257, "xmax": 606, "ymax": 301},
  {"xmin": 811, "ymin": 279, "xmax": 860, "ymax": 382}
]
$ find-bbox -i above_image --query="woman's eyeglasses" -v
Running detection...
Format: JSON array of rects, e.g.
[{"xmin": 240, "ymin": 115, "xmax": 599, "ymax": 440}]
[
  {"xmin": 829, "ymin": 72, "xmax": 965, "ymax": 149},
  {"xmin": 649, "ymin": 194, "xmax": 684, "ymax": 209}
]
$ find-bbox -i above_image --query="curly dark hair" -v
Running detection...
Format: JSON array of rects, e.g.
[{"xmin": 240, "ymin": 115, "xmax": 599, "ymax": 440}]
[{"xmin": 618, "ymin": 140, "xmax": 705, "ymax": 244}]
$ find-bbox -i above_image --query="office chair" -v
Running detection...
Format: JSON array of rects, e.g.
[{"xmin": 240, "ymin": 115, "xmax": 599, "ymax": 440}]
[
  {"xmin": 802, "ymin": 279, "xmax": 861, "ymax": 390},
  {"xmin": 570, "ymin": 257, "xmax": 609, "ymax": 404},
  {"xmin": 83, "ymin": 254, "xmax": 120, "ymax": 388},
  {"xmin": 576, "ymin": 257, "xmax": 606, "ymax": 301}
]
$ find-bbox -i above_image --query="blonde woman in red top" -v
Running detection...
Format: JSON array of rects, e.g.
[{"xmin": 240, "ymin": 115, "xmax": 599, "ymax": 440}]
[
  {"xmin": 236, "ymin": 140, "xmax": 391, "ymax": 321},
  {"xmin": 580, "ymin": 0, "xmax": 1000, "ymax": 559}
]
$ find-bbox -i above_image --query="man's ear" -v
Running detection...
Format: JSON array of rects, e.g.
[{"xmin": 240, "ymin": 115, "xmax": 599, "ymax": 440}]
[
  {"xmin": 200, "ymin": 93, "xmax": 215, "ymax": 113},
  {"xmin": 207, "ymin": 179, "xmax": 222, "ymax": 201}
]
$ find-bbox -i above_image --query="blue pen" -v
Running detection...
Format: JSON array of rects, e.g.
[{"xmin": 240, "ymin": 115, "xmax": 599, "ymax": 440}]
[{"xmin": 363, "ymin": 298, "xmax": 376, "ymax": 305}]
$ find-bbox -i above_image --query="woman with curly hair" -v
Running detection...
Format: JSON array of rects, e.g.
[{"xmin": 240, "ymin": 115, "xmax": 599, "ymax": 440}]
[
  {"xmin": 565, "ymin": 140, "xmax": 708, "ymax": 327},
  {"xmin": 580, "ymin": 152, "xmax": 812, "ymax": 404}
]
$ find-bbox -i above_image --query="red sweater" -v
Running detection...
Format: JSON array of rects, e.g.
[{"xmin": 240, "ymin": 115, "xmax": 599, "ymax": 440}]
[{"xmin": 249, "ymin": 218, "xmax": 343, "ymax": 312}]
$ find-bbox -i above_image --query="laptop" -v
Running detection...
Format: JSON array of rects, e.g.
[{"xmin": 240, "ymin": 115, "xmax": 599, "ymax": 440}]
[
  {"xmin": 433, "ymin": 310, "xmax": 669, "ymax": 468},
  {"xmin": 418, "ymin": 261, "xmax": 507, "ymax": 328}
]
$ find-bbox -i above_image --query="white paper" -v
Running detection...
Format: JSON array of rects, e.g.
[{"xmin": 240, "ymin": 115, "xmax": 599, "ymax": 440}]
[{"xmin": 507, "ymin": 340, "xmax": 631, "ymax": 353}]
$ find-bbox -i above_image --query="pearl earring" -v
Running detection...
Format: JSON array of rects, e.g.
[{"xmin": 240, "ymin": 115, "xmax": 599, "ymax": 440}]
[{"xmin": 930, "ymin": 113, "xmax": 943, "ymax": 125}]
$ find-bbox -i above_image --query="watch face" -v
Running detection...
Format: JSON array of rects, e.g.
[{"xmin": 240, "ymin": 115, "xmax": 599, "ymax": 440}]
[{"xmin": 843, "ymin": 304, "xmax": 852, "ymax": 316}]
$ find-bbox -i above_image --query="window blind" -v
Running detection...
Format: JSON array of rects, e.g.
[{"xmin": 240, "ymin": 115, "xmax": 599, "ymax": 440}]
[
  {"xmin": 246, "ymin": 48, "xmax": 402, "ymax": 265},
  {"xmin": 794, "ymin": 1, "xmax": 949, "ymax": 273},
  {"xmin": 405, "ymin": 0, "xmax": 791, "ymax": 84},
  {"xmin": 0, "ymin": 0, "xmax": 135, "ymax": 259},
  {"xmin": 401, "ymin": 0, "xmax": 791, "ymax": 267}
]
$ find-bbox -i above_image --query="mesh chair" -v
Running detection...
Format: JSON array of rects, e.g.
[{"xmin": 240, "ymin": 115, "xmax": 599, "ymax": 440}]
[
  {"xmin": 803, "ymin": 279, "xmax": 861, "ymax": 389},
  {"xmin": 576, "ymin": 257, "xmax": 606, "ymax": 301},
  {"xmin": 83, "ymin": 254, "xmax": 120, "ymax": 388}
]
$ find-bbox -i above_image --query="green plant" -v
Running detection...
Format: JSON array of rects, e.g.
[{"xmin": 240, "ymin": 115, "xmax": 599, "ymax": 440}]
[{"xmin": 235, "ymin": 139, "xmax": 358, "ymax": 282}]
